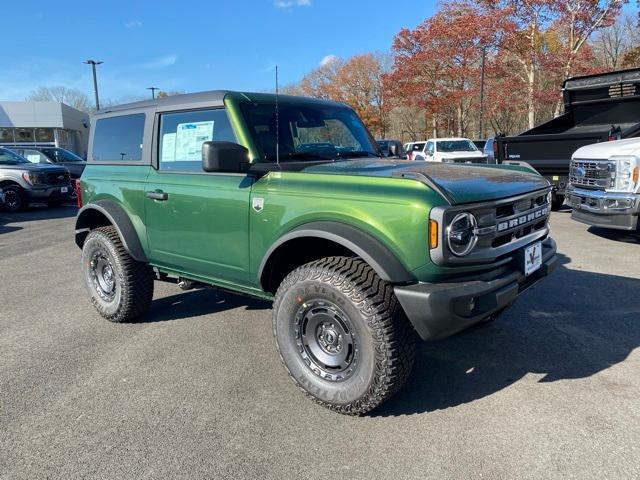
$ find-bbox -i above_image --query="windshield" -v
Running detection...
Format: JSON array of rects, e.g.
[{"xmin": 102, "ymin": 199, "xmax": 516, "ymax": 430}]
[
  {"xmin": 241, "ymin": 102, "xmax": 378, "ymax": 162},
  {"xmin": 436, "ymin": 140, "xmax": 478, "ymax": 153},
  {"xmin": 40, "ymin": 148, "xmax": 84, "ymax": 162},
  {"xmin": 0, "ymin": 148, "xmax": 29, "ymax": 164}
]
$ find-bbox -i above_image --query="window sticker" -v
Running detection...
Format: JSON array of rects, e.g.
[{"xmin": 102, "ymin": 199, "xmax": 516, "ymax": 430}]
[
  {"xmin": 174, "ymin": 121, "xmax": 214, "ymax": 161},
  {"xmin": 161, "ymin": 133, "xmax": 176, "ymax": 162}
]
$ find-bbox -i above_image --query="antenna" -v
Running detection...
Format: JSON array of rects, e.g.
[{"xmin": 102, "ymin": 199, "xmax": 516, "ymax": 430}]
[{"xmin": 275, "ymin": 65, "xmax": 280, "ymax": 167}]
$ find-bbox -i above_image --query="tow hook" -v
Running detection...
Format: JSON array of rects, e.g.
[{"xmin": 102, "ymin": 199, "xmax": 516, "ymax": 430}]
[{"xmin": 178, "ymin": 278, "xmax": 199, "ymax": 290}]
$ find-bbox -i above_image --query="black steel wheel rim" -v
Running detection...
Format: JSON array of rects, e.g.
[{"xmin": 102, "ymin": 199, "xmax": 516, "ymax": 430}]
[
  {"xmin": 294, "ymin": 299, "xmax": 358, "ymax": 382},
  {"xmin": 4, "ymin": 190, "xmax": 20, "ymax": 210},
  {"xmin": 89, "ymin": 250, "xmax": 117, "ymax": 302}
]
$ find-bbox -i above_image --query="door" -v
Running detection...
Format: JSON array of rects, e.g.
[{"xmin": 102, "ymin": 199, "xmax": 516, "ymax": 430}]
[
  {"xmin": 145, "ymin": 108, "xmax": 253, "ymax": 284},
  {"xmin": 425, "ymin": 141, "xmax": 434, "ymax": 161}
]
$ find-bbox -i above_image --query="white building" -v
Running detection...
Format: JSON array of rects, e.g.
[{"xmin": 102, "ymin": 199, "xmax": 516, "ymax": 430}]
[{"xmin": 0, "ymin": 101, "xmax": 90, "ymax": 157}]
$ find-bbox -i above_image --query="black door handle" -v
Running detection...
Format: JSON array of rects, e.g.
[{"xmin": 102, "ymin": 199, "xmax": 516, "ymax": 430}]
[{"xmin": 146, "ymin": 191, "xmax": 168, "ymax": 201}]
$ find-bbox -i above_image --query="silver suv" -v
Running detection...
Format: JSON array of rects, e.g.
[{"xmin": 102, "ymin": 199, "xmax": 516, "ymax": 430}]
[{"xmin": 0, "ymin": 147, "xmax": 72, "ymax": 212}]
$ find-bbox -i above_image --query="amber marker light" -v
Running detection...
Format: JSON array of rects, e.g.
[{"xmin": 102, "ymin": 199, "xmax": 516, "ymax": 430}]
[{"xmin": 429, "ymin": 219, "xmax": 439, "ymax": 249}]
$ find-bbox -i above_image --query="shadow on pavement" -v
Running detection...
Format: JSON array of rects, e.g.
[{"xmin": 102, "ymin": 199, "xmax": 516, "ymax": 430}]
[
  {"xmin": 372, "ymin": 252, "xmax": 640, "ymax": 417},
  {"xmin": 140, "ymin": 288, "xmax": 271, "ymax": 323},
  {"xmin": 0, "ymin": 204, "xmax": 77, "ymax": 227},
  {"xmin": 587, "ymin": 226, "xmax": 639, "ymax": 245}
]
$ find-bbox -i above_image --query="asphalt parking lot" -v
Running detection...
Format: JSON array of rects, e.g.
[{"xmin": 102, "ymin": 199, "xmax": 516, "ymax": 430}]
[{"xmin": 1, "ymin": 205, "xmax": 639, "ymax": 480}]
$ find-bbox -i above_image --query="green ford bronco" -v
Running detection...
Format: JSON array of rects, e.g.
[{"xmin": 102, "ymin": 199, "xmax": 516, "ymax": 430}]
[{"xmin": 75, "ymin": 91, "xmax": 557, "ymax": 415}]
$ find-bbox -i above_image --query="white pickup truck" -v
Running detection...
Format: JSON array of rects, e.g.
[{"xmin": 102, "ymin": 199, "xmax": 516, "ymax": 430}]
[
  {"xmin": 567, "ymin": 138, "xmax": 640, "ymax": 231},
  {"xmin": 406, "ymin": 138, "xmax": 486, "ymax": 163}
]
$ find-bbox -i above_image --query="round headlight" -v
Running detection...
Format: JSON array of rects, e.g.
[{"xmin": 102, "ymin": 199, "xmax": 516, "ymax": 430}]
[{"xmin": 447, "ymin": 212, "xmax": 478, "ymax": 256}]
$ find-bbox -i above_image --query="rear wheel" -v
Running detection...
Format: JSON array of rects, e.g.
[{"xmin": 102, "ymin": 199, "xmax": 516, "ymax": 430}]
[
  {"xmin": 3, "ymin": 185, "xmax": 26, "ymax": 212},
  {"xmin": 551, "ymin": 195, "xmax": 565, "ymax": 211},
  {"xmin": 273, "ymin": 256, "xmax": 416, "ymax": 415},
  {"xmin": 82, "ymin": 226, "xmax": 154, "ymax": 323}
]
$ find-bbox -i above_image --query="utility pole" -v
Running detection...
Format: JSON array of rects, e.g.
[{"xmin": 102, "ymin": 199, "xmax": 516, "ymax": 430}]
[
  {"xmin": 479, "ymin": 46, "xmax": 487, "ymax": 140},
  {"xmin": 147, "ymin": 87, "xmax": 159, "ymax": 99},
  {"xmin": 84, "ymin": 60, "xmax": 103, "ymax": 111}
]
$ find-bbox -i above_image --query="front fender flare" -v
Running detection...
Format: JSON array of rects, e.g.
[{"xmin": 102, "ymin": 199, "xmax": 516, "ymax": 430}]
[
  {"xmin": 75, "ymin": 200, "xmax": 148, "ymax": 262},
  {"xmin": 258, "ymin": 221, "xmax": 415, "ymax": 289}
]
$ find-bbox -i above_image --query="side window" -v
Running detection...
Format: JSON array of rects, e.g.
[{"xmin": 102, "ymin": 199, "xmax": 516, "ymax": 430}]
[
  {"xmin": 23, "ymin": 150, "xmax": 49, "ymax": 164},
  {"xmin": 426, "ymin": 142, "xmax": 434, "ymax": 154},
  {"xmin": 93, "ymin": 114, "xmax": 145, "ymax": 162},
  {"xmin": 159, "ymin": 109, "xmax": 237, "ymax": 172}
]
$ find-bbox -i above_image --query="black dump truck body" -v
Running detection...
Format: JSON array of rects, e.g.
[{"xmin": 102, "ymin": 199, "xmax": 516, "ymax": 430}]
[{"xmin": 496, "ymin": 68, "xmax": 640, "ymax": 208}]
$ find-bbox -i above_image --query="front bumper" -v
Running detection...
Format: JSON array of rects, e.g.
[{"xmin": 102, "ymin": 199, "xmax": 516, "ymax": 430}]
[
  {"xmin": 567, "ymin": 187, "xmax": 639, "ymax": 231},
  {"xmin": 395, "ymin": 238, "xmax": 557, "ymax": 340},
  {"xmin": 25, "ymin": 184, "xmax": 73, "ymax": 202}
]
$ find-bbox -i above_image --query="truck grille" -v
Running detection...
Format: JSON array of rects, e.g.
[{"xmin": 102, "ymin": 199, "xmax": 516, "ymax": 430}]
[
  {"xmin": 449, "ymin": 157, "xmax": 486, "ymax": 164},
  {"xmin": 569, "ymin": 159, "xmax": 614, "ymax": 190},
  {"xmin": 43, "ymin": 171, "xmax": 70, "ymax": 185},
  {"xmin": 429, "ymin": 189, "xmax": 551, "ymax": 266}
]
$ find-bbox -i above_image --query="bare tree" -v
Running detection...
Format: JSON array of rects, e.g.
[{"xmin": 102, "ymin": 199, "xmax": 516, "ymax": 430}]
[
  {"xmin": 593, "ymin": 14, "xmax": 631, "ymax": 68},
  {"xmin": 26, "ymin": 86, "xmax": 92, "ymax": 113}
]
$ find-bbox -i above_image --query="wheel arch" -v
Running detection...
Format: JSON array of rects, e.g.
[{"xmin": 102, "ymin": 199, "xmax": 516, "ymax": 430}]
[
  {"xmin": 75, "ymin": 200, "xmax": 148, "ymax": 262},
  {"xmin": 258, "ymin": 221, "xmax": 414, "ymax": 294}
]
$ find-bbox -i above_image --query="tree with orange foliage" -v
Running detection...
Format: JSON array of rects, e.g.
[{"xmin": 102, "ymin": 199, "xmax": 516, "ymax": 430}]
[
  {"xmin": 296, "ymin": 54, "xmax": 390, "ymax": 137},
  {"xmin": 388, "ymin": 1, "xmax": 498, "ymax": 137}
]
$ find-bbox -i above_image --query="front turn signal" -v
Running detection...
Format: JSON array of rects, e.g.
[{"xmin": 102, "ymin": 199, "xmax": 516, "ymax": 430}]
[
  {"xmin": 633, "ymin": 166, "xmax": 639, "ymax": 185},
  {"xmin": 429, "ymin": 219, "xmax": 439, "ymax": 249}
]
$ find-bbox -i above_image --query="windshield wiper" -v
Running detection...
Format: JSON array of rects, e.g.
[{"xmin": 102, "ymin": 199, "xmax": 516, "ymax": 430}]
[
  {"xmin": 270, "ymin": 152, "xmax": 334, "ymax": 161},
  {"xmin": 336, "ymin": 151, "xmax": 378, "ymax": 158}
]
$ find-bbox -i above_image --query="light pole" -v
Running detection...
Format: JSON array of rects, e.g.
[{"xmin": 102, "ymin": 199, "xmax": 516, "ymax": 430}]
[
  {"xmin": 147, "ymin": 87, "xmax": 159, "ymax": 99},
  {"xmin": 478, "ymin": 46, "xmax": 487, "ymax": 140},
  {"xmin": 84, "ymin": 60, "xmax": 103, "ymax": 111}
]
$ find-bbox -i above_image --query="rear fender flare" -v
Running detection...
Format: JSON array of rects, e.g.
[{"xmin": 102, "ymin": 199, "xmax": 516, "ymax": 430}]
[{"xmin": 75, "ymin": 200, "xmax": 148, "ymax": 262}]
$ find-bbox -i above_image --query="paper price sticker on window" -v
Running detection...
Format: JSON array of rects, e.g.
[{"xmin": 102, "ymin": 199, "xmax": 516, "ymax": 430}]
[{"xmin": 174, "ymin": 121, "xmax": 214, "ymax": 161}]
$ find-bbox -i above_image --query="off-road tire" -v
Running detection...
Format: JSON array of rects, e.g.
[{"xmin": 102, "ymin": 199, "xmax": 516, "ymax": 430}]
[
  {"xmin": 82, "ymin": 226, "xmax": 154, "ymax": 323},
  {"xmin": 2, "ymin": 185, "xmax": 26, "ymax": 212},
  {"xmin": 273, "ymin": 256, "xmax": 416, "ymax": 415}
]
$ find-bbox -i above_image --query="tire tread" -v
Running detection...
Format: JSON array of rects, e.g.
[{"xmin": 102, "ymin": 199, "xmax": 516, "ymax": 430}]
[{"xmin": 273, "ymin": 256, "xmax": 415, "ymax": 415}]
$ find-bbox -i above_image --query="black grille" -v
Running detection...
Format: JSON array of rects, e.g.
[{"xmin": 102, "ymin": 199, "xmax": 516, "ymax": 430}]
[{"xmin": 43, "ymin": 171, "xmax": 70, "ymax": 185}]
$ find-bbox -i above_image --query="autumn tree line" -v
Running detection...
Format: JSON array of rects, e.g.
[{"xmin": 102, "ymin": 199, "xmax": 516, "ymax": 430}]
[{"xmin": 284, "ymin": 0, "xmax": 640, "ymax": 142}]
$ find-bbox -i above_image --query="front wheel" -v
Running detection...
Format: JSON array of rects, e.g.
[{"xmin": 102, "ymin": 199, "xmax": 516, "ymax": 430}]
[
  {"xmin": 273, "ymin": 257, "xmax": 416, "ymax": 415},
  {"xmin": 3, "ymin": 185, "xmax": 26, "ymax": 212},
  {"xmin": 82, "ymin": 226, "xmax": 154, "ymax": 323}
]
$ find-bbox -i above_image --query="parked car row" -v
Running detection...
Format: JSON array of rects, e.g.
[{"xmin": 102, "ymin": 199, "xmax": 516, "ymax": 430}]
[{"xmin": 0, "ymin": 146, "xmax": 84, "ymax": 212}]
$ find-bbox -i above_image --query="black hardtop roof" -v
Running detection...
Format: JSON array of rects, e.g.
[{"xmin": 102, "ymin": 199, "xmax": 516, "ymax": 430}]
[
  {"xmin": 563, "ymin": 67, "xmax": 640, "ymax": 91},
  {"xmin": 95, "ymin": 90, "xmax": 347, "ymax": 116}
]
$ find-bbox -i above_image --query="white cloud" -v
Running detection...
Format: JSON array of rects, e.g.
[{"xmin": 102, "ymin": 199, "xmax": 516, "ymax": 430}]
[
  {"xmin": 124, "ymin": 20, "xmax": 143, "ymax": 29},
  {"xmin": 274, "ymin": 0, "xmax": 311, "ymax": 9},
  {"xmin": 138, "ymin": 54, "xmax": 178, "ymax": 69},
  {"xmin": 319, "ymin": 54, "xmax": 339, "ymax": 67}
]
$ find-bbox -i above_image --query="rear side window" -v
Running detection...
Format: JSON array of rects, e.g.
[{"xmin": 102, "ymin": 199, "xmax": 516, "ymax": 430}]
[
  {"xmin": 159, "ymin": 109, "xmax": 237, "ymax": 172},
  {"xmin": 92, "ymin": 114, "xmax": 145, "ymax": 162}
]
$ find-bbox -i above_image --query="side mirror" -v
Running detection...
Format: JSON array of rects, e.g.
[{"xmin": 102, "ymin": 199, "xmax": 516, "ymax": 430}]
[{"xmin": 202, "ymin": 141, "xmax": 249, "ymax": 173}]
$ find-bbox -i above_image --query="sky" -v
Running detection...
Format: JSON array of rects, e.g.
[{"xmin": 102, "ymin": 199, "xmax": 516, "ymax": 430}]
[{"xmin": 0, "ymin": 0, "xmax": 437, "ymax": 103}]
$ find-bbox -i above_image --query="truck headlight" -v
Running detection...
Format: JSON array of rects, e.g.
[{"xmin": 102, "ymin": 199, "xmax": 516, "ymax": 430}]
[
  {"xmin": 612, "ymin": 156, "xmax": 639, "ymax": 192},
  {"xmin": 447, "ymin": 212, "xmax": 478, "ymax": 256},
  {"xmin": 21, "ymin": 172, "xmax": 43, "ymax": 186}
]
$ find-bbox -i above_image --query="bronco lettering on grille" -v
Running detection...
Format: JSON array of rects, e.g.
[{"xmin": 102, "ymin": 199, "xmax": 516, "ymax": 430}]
[{"xmin": 497, "ymin": 206, "xmax": 549, "ymax": 232}]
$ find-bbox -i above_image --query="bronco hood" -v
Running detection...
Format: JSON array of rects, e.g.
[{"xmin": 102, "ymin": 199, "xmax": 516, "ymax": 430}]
[{"xmin": 302, "ymin": 159, "xmax": 549, "ymax": 205}]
